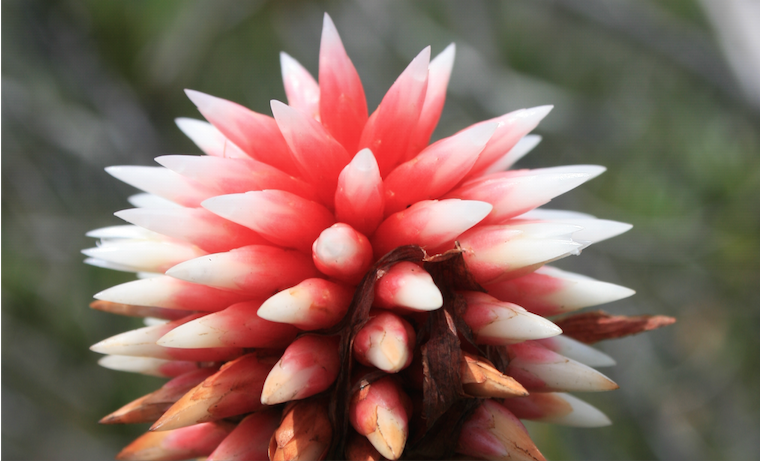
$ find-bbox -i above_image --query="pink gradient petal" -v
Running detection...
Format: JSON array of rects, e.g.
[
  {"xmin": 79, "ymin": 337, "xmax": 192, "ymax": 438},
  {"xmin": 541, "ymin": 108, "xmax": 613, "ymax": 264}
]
[
  {"xmin": 156, "ymin": 155, "xmax": 316, "ymax": 199},
  {"xmin": 312, "ymin": 223, "xmax": 374, "ymax": 284},
  {"xmin": 202, "ymin": 191, "xmax": 336, "ymax": 253},
  {"xmin": 383, "ymin": 122, "xmax": 496, "ymax": 215},
  {"xmin": 115, "ymin": 207, "xmax": 269, "ymax": 254},
  {"xmin": 271, "ymin": 100, "xmax": 352, "ymax": 207},
  {"xmin": 185, "ymin": 90, "xmax": 299, "ymax": 175},
  {"xmin": 335, "ymin": 148, "xmax": 385, "ymax": 236},
  {"xmin": 157, "ymin": 300, "xmax": 299, "ymax": 349},
  {"xmin": 404, "ymin": 44, "xmax": 456, "ymax": 160},
  {"xmin": 165, "ymin": 244, "xmax": 320, "ymax": 295},
  {"xmin": 359, "ymin": 47, "xmax": 430, "ymax": 177},
  {"xmin": 281, "ymin": 52, "xmax": 320, "ymax": 120},
  {"xmin": 318, "ymin": 14, "xmax": 368, "ymax": 153}
]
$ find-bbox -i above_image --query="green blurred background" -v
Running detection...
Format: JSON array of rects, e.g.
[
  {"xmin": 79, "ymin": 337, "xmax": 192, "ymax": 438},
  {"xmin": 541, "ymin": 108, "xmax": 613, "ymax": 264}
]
[{"xmin": 3, "ymin": 0, "xmax": 760, "ymax": 459}]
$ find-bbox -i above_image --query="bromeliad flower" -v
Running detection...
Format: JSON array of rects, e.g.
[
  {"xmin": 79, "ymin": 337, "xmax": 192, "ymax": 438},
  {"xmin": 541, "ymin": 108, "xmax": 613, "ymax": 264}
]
[{"xmin": 86, "ymin": 14, "xmax": 675, "ymax": 461}]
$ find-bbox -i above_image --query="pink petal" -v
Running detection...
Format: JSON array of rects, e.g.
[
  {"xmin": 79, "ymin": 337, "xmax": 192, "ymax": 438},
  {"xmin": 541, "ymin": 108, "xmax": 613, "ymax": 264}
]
[
  {"xmin": 185, "ymin": 90, "xmax": 299, "ymax": 175},
  {"xmin": 404, "ymin": 43, "xmax": 456, "ymax": 160},
  {"xmin": 156, "ymin": 155, "xmax": 316, "ymax": 199},
  {"xmin": 464, "ymin": 105, "xmax": 554, "ymax": 178},
  {"xmin": 271, "ymin": 100, "xmax": 352, "ymax": 207},
  {"xmin": 372, "ymin": 199, "xmax": 492, "ymax": 258},
  {"xmin": 334, "ymin": 148, "xmax": 385, "ymax": 237},
  {"xmin": 106, "ymin": 166, "xmax": 221, "ymax": 208},
  {"xmin": 202, "ymin": 190, "xmax": 336, "ymax": 253},
  {"xmin": 94, "ymin": 276, "xmax": 250, "ymax": 312},
  {"xmin": 318, "ymin": 13, "xmax": 368, "ymax": 153},
  {"xmin": 166, "ymin": 244, "xmax": 321, "ymax": 295},
  {"xmin": 312, "ymin": 223, "xmax": 374, "ymax": 284},
  {"xmin": 256, "ymin": 278, "xmax": 354, "ymax": 331},
  {"xmin": 115, "ymin": 207, "xmax": 269, "ymax": 254},
  {"xmin": 208, "ymin": 409, "xmax": 281, "ymax": 461},
  {"xmin": 261, "ymin": 335, "xmax": 341, "ymax": 405},
  {"xmin": 383, "ymin": 122, "xmax": 496, "ymax": 215},
  {"xmin": 359, "ymin": 47, "xmax": 430, "ymax": 177},
  {"xmin": 158, "ymin": 300, "xmax": 299, "ymax": 349},
  {"xmin": 174, "ymin": 118, "xmax": 249, "ymax": 159},
  {"xmin": 280, "ymin": 52, "xmax": 320, "ymax": 120}
]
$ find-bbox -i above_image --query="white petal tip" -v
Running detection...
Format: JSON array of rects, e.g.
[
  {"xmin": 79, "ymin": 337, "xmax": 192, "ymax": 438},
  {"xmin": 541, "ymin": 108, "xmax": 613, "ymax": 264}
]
[{"xmin": 395, "ymin": 278, "xmax": 443, "ymax": 311}]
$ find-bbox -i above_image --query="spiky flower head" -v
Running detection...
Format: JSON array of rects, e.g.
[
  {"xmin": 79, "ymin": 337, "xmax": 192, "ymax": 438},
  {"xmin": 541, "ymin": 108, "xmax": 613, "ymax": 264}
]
[{"xmin": 86, "ymin": 14, "xmax": 674, "ymax": 461}]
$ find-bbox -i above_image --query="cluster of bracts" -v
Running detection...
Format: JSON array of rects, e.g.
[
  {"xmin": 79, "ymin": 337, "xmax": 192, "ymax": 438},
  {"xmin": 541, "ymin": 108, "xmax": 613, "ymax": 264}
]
[{"xmin": 85, "ymin": 14, "xmax": 673, "ymax": 461}]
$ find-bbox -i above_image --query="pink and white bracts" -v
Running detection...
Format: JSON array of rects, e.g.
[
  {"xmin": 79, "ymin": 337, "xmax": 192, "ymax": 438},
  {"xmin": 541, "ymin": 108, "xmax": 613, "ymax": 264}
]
[{"xmin": 86, "ymin": 12, "xmax": 644, "ymax": 461}]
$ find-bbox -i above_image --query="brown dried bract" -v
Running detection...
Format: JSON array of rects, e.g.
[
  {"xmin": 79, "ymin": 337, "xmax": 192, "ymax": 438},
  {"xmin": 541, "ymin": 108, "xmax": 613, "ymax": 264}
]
[
  {"xmin": 460, "ymin": 352, "xmax": 528, "ymax": 399},
  {"xmin": 555, "ymin": 310, "xmax": 676, "ymax": 344}
]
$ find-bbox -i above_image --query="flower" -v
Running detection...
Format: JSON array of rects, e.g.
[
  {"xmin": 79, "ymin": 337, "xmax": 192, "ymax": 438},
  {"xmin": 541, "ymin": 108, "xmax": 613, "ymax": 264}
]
[{"xmin": 86, "ymin": 13, "xmax": 674, "ymax": 461}]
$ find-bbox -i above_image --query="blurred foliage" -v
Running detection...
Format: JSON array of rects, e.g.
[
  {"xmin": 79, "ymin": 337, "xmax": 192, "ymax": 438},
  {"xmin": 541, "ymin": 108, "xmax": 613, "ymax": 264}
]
[{"xmin": 3, "ymin": 0, "xmax": 760, "ymax": 459}]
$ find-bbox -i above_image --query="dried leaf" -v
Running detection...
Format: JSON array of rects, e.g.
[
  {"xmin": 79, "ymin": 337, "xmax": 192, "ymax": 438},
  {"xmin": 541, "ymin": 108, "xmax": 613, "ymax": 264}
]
[{"xmin": 555, "ymin": 310, "xmax": 676, "ymax": 344}]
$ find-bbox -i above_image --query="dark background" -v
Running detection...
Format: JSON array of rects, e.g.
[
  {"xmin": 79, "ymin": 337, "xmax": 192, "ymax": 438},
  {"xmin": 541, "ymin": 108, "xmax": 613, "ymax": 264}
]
[{"xmin": 3, "ymin": 0, "xmax": 760, "ymax": 459}]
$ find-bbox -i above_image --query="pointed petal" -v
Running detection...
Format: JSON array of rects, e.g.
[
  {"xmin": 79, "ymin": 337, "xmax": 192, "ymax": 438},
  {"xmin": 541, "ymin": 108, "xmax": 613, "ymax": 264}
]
[
  {"xmin": 280, "ymin": 52, "xmax": 320, "ymax": 120},
  {"xmin": 127, "ymin": 193, "xmax": 181, "ymax": 209},
  {"xmin": 152, "ymin": 354, "xmax": 276, "ymax": 431},
  {"xmin": 461, "ymin": 292, "xmax": 562, "ymax": 344},
  {"xmin": 261, "ymin": 335, "xmax": 341, "ymax": 405},
  {"xmin": 508, "ymin": 216, "xmax": 632, "ymax": 249},
  {"xmin": 334, "ymin": 148, "xmax": 385, "ymax": 236},
  {"xmin": 271, "ymin": 100, "xmax": 352, "ymax": 206},
  {"xmin": 501, "ymin": 392, "xmax": 612, "ymax": 427},
  {"xmin": 165, "ymin": 245, "xmax": 319, "ymax": 295},
  {"xmin": 506, "ymin": 342, "xmax": 619, "ymax": 392},
  {"xmin": 257, "ymin": 278, "xmax": 353, "ymax": 330},
  {"xmin": 116, "ymin": 422, "xmax": 234, "ymax": 461},
  {"xmin": 459, "ymin": 223, "xmax": 583, "ymax": 285},
  {"xmin": 115, "ymin": 207, "xmax": 268, "ymax": 254},
  {"xmin": 457, "ymin": 399, "xmax": 546, "ymax": 461},
  {"xmin": 202, "ymin": 191, "xmax": 335, "ymax": 253},
  {"xmin": 359, "ymin": 47, "xmax": 430, "ymax": 176},
  {"xmin": 312, "ymin": 223, "xmax": 373, "ymax": 284},
  {"xmin": 384, "ymin": 122, "xmax": 497, "ymax": 215},
  {"xmin": 106, "ymin": 166, "xmax": 221, "ymax": 207},
  {"xmin": 534, "ymin": 335, "xmax": 616, "ymax": 367},
  {"xmin": 208, "ymin": 408, "xmax": 281, "ymax": 461},
  {"xmin": 86, "ymin": 225, "xmax": 160, "ymax": 240},
  {"xmin": 94, "ymin": 276, "xmax": 249, "ymax": 311},
  {"xmin": 449, "ymin": 165, "xmax": 606, "ymax": 224},
  {"xmin": 374, "ymin": 262, "xmax": 443, "ymax": 311},
  {"xmin": 405, "ymin": 43, "xmax": 456, "ymax": 159},
  {"xmin": 156, "ymin": 154, "xmax": 316, "ymax": 199},
  {"xmin": 485, "ymin": 265, "xmax": 635, "ymax": 316},
  {"xmin": 97, "ymin": 355, "xmax": 202, "ymax": 378},
  {"xmin": 158, "ymin": 300, "xmax": 298, "ymax": 349},
  {"xmin": 90, "ymin": 314, "xmax": 242, "ymax": 362},
  {"xmin": 185, "ymin": 89, "xmax": 299, "ymax": 175},
  {"xmin": 465, "ymin": 105, "xmax": 554, "ymax": 178},
  {"xmin": 372, "ymin": 199, "xmax": 492, "ymax": 258},
  {"xmin": 100, "ymin": 367, "xmax": 217, "ymax": 425},
  {"xmin": 83, "ymin": 240, "xmax": 205, "ymax": 274},
  {"xmin": 482, "ymin": 134, "xmax": 542, "ymax": 175},
  {"xmin": 174, "ymin": 117, "xmax": 248, "ymax": 158},
  {"xmin": 353, "ymin": 311, "xmax": 416, "ymax": 373},
  {"xmin": 318, "ymin": 13, "xmax": 368, "ymax": 153}
]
